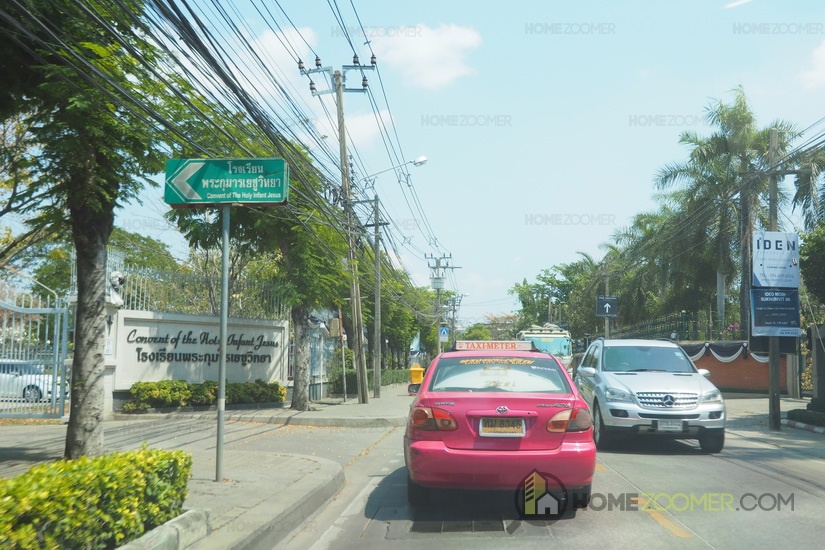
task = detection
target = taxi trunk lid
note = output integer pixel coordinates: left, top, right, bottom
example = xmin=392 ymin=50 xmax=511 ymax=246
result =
xmin=423 ymin=393 xmax=578 ymax=451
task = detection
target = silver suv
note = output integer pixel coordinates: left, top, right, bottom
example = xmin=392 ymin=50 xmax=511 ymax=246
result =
xmin=575 ymin=339 xmax=725 ymax=453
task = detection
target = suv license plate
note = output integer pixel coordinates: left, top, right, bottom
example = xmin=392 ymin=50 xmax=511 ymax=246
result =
xmin=656 ymin=419 xmax=683 ymax=432
xmin=480 ymin=417 xmax=525 ymax=437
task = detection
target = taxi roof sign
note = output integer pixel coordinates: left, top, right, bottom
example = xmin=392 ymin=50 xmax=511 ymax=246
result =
xmin=454 ymin=341 xmax=536 ymax=351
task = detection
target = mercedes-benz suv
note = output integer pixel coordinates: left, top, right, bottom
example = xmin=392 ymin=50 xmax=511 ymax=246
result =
xmin=575 ymin=339 xmax=725 ymax=453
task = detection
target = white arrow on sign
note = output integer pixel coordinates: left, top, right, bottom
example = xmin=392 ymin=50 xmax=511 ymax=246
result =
xmin=170 ymin=161 xmax=204 ymax=200
xmin=603 ymin=303 xmax=611 ymax=313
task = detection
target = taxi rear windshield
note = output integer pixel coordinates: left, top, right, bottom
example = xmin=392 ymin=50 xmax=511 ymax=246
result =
xmin=428 ymin=356 xmax=570 ymax=393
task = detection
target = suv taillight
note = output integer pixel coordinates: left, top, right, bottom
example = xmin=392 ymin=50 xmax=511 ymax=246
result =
xmin=410 ymin=406 xmax=458 ymax=431
xmin=547 ymin=408 xmax=593 ymax=433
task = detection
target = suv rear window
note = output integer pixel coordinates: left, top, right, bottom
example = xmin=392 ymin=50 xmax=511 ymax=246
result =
xmin=428 ymin=356 xmax=571 ymax=393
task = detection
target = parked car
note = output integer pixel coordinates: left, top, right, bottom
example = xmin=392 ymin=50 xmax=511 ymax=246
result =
xmin=404 ymin=340 xmax=596 ymax=513
xmin=0 ymin=360 xmax=64 ymax=403
xmin=575 ymin=338 xmax=725 ymax=453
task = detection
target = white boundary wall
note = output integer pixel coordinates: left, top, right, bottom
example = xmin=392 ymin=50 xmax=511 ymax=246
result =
xmin=103 ymin=308 xmax=289 ymax=417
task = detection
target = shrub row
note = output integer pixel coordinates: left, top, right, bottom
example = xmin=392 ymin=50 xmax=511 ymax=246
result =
xmin=326 ymin=367 xmax=410 ymax=396
xmin=122 ymin=379 xmax=286 ymax=412
xmin=0 ymin=447 xmax=192 ymax=549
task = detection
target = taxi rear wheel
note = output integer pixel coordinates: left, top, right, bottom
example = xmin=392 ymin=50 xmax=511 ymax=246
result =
xmin=407 ymin=474 xmax=429 ymax=506
xmin=570 ymin=484 xmax=591 ymax=509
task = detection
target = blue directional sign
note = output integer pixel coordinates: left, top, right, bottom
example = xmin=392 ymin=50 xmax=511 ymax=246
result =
xmin=596 ymin=295 xmax=618 ymax=318
xmin=165 ymin=158 xmax=289 ymax=208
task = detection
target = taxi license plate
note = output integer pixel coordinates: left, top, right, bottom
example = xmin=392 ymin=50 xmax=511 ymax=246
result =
xmin=480 ymin=417 xmax=525 ymax=437
xmin=656 ymin=419 xmax=683 ymax=432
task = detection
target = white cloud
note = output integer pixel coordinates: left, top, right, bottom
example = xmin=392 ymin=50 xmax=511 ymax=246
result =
xmin=373 ymin=24 xmax=482 ymax=90
xmin=800 ymin=39 xmax=825 ymax=90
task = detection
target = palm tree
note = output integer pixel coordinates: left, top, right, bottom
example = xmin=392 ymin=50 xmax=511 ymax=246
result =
xmin=657 ymin=87 xmax=799 ymax=334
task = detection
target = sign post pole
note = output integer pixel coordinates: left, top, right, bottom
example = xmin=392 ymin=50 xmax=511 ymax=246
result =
xmin=164 ymin=157 xmax=289 ymax=482
xmin=216 ymin=205 xmax=230 ymax=482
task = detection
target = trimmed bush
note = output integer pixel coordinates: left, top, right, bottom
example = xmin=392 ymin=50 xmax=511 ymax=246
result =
xmin=328 ymin=367 xmax=412 ymax=396
xmin=125 ymin=380 xmax=192 ymax=410
xmin=189 ymin=380 xmax=219 ymax=407
xmin=121 ymin=379 xmax=286 ymax=411
xmin=0 ymin=447 xmax=191 ymax=549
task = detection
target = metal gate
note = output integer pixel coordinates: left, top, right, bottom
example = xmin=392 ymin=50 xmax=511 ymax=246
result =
xmin=0 ymin=276 xmax=69 ymax=418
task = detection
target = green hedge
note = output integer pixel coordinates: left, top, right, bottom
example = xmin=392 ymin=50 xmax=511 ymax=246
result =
xmin=0 ymin=447 xmax=192 ymax=549
xmin=327 ymin=367 xmax=411 ymax=395
xmin=122 ymin=379 xmax=286 ymax=412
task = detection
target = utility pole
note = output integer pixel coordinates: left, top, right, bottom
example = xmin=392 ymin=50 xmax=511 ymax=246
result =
xmin=742 ymin=128 xmax=809 ymax=430
xmin=338 ymin=305 xmax=347 ymax=403
xmin=426 ymin=254 xmax=460 ymax=353
xmin=300 ymin=55 xmax=375 ymax=404
xmin=449 ymin=294 xmax=467 ymax=343
xmin=604 ymin=262 xmax=610 ymax=339
xmin=768 ymin=128 xmax=780 ymax=431
xmin=363 ymin=195 xmax=387 ymax=398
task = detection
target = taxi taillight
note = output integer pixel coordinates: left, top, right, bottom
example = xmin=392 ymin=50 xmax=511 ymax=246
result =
xmin=410 ymin=406 xmax=458 ymax=431
xmin=546 ymin=408 xmax=593 ymax=433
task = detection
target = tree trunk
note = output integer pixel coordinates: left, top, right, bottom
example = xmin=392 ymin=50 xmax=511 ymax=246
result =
xmin=291 ymin=304 xmax=310 ymax=411
xmin=64 ymin=201 xmax=113 ymax=459
xmin=739 ymin=183 xmax=751 ymax=338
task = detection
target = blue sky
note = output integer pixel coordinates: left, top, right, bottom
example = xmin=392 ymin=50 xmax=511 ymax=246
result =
xmin=120 ymin=0 xmax=825 ymax=326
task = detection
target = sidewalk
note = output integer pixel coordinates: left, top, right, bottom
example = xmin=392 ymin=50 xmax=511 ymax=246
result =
xmin=121 ymin=386 xmax=415 ymax=549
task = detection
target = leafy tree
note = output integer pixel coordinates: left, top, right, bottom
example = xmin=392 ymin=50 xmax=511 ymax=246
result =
xmin=484 ymin=313 xmax=519 ymax=340
xmin=463 ymin=323 xmax=492 ymax=341
xmin=1 ymin=0 xmax=199 ymax=458
xmin=801 ymin=223 xmax=825 ymax=305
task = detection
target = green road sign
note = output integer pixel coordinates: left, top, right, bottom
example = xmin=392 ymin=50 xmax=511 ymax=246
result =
xmin=164 ymin=158 xmax=289 ymax=207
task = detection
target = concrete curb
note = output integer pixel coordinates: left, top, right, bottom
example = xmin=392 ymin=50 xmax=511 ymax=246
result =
xmin=233 ymin=455 xmax=346 ymax=550
xmin=114 ymin=412 xmax=408 ymax=428
xmin=781 ymin=418 xmax=825 ymax=434
xmin=119 ymin=509 xmax=211 ymax=549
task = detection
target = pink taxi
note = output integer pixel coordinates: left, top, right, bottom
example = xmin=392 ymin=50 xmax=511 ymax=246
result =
xmin=404 ymin=341 xmax=596 ymax=510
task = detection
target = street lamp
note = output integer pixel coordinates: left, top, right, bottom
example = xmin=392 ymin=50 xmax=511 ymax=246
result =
xmin=360 ymin=156 xmax=427 ymax=190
